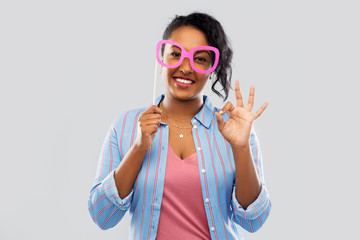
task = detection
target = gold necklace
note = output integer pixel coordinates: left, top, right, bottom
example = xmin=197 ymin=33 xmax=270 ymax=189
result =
xmin=164 ymin=116 xmax=193 ymax=129
xmin=161 ymin=108 xmax=189 ymax=123
xmin=168 ymin=121 xmax=193 ymax=139
xmin=159 ymin=102 xmax=193 ymax=138
xmin=160 ymin=103 xmax=193 ymax=125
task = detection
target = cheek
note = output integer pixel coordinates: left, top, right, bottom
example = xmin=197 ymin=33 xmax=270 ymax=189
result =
xmin=161 ymin=68 xmax=169 ymax=81
xmin=196 ymin=74 xmax=210 ymax=83
xmin=161 ymin=69 xmax=172 ymax=85
xmin=162 ymin=68 xmax=175 ymax=81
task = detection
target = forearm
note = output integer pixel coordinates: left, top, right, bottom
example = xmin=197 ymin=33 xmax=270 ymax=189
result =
xmin=232 ymin=144 xmax=261 ymax=210
xmin=114 ymin=142 xmax=148 ymax=199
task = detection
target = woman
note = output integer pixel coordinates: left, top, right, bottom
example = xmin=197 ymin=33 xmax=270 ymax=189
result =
xmin=88 ymin=12 xmax=271 ymax=240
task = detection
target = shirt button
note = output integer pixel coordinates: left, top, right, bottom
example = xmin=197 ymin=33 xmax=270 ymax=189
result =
xmin=210 ymin=227 xmax=215 ymax=231
xmin=201 ymin=169 xmax=206 ymax=173
xmin=197 ymin=147 xmax=201 ymax=151
xmin=205 ymin=198 xmax=209 ymax=202
xmin=193 ymin=125 xmax=197 ymax=129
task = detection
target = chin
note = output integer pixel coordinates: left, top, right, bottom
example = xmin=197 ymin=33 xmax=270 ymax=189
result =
xmin=171 ymin=89 xmax=202 ymax=102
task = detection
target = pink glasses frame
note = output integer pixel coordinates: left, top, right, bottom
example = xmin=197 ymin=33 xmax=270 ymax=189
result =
xmin=156 ymin=40 xmax=220 ymax=74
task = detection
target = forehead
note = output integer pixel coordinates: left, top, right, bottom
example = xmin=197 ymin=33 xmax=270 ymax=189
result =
xmin=168 ymin=26 xmax=209 ymax=51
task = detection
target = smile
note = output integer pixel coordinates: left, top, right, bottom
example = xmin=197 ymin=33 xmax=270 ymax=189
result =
xmin=173 ymin=77 xmax=195 ymax=88
xmin=175 ymin=78 xmax=193 ymax=84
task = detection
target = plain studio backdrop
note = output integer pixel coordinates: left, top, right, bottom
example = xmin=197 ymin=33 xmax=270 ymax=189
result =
xmin=1 ymin=0 xmax=359 ymax=239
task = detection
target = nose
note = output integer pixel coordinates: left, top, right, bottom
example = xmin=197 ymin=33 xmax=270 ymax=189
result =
xmin=179 ymin=57 xmax=193 ymax=74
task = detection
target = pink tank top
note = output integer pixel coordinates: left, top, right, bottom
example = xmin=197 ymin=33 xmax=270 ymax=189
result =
xmin=156 ymin=145 xmax=211 ymax=240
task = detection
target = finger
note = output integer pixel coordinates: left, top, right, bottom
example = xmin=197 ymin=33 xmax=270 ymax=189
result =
xmin=142 ymin=114 xmax=162 ymax=121
xmin=253 ymin=102 xmax=268 ymax=119
xmin=139 ymin=114 xmax=161 ymax=125
xmin=153 ymin=105 xmax=162 ymax=114
xmin=143 ymin=119 xmax=161 ymax=126
xmin=142 ymin=123 xmax=161 ymax=134
xmin=215 ymin=111 xmax=225 ymax=132
xmin=139 ymin=112 xmax=161 ymax=123
xmin=234 ymin=80 xmax=244 ymax=107
xmin=245 ymin=85 xmax=255 ymax=112
xmin=143 ymin=124 xmax=159 ymax=135
xmin=145 ymin=105 xmax=162 ymax=114
xmin=219 ymin=101 xmax=235 ymax=115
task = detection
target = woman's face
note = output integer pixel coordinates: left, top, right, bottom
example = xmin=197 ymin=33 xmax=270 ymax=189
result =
xmin=161 ymin=26 xmax=212 ymax=102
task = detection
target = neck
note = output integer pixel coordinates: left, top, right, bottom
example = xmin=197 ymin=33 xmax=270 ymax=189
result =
xmin=160 ymin=92 xmax=204 ymax=121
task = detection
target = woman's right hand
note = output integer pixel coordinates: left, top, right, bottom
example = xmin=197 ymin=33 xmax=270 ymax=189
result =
xmin=134 ymin=105 xmax=162 ymax=151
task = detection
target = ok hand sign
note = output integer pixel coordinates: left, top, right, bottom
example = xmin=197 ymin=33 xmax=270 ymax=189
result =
xmin=215 ymin=80 xmax=268 ymax=148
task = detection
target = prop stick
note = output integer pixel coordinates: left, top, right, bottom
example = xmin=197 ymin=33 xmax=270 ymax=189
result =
xmin=153 ymin=59 xmax=158 ymax=105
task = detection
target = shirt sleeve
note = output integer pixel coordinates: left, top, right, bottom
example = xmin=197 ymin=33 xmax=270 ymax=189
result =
xmin=88 ymin=113 xmax=134 ymax=230
xmin=230 ymin=127 xmax=272 ymax=233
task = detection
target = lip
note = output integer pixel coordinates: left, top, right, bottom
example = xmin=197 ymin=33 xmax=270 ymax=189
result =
xmin=173 ymin=77 xmax=195 ymax=89
xmin=173 ymin=75 xmax=196 ymax=82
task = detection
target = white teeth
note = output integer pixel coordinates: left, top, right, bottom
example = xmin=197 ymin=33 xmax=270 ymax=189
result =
xmin=175 ymin=78 xmax=193 ymax=84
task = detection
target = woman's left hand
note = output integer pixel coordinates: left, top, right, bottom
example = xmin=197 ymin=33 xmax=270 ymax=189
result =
xmin=215 ymin=80 xmax=268 ymax=148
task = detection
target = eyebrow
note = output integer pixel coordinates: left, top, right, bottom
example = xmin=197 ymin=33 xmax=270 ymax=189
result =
xmin=194 ymin=50 xmax=211 ymax=56
xmin=170 ymin=45 xmax=181 ymax=50
xmin=170 ymin=45 xmax=211 ymax=56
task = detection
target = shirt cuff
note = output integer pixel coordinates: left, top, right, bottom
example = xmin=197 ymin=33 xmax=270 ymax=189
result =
xmin=101 ymin=169 xmax=133 ymax=210
xmin=231 ymin=184 xmax=270 ymax=220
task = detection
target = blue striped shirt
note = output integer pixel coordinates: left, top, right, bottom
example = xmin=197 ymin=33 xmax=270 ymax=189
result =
xmin=88 ymin=94 xmax=272 ymax=240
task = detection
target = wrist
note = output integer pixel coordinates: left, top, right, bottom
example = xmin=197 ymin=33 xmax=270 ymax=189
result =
xmin=133 ymin=139 xmax=150 ymax=153
xmin=230 ymin=143 xmax=250 ymax=151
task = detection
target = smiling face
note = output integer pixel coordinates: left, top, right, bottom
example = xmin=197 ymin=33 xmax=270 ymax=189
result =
xmin=161 ymin=26 xmax=212 ymax=102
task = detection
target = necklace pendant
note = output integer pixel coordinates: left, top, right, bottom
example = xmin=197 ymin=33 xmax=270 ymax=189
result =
xmin=179 ymin=134 xmax=184 ymax=138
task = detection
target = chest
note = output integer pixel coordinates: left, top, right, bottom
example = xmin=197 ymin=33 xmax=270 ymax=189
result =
xmin=164 ymin=120 xmax=196 ymax=160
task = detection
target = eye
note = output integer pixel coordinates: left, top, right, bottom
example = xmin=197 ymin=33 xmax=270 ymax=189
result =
xmin=170 ymin=52 xmax=181 ymax=57
xmin=195 ymin=57 xmax=207 ymax=62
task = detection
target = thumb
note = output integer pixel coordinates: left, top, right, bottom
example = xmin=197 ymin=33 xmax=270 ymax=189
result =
xmin=215 ymin=111 xmax=225 ymax=132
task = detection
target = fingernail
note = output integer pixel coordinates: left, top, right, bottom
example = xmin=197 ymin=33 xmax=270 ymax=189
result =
xmin=219 ymin=110 xmax=223 ymax=114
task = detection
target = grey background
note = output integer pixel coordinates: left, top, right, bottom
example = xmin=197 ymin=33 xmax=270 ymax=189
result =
xmin=1 ymin=0 xmax=359 ymax=239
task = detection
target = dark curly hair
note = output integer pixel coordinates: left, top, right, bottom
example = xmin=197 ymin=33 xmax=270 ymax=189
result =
xmin=162 ymin=12 xmax=233 ymax=101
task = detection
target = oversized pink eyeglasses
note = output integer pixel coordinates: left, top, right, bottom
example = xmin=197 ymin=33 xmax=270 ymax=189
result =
xmin=156 ymin=40 xmax=220 ymax=74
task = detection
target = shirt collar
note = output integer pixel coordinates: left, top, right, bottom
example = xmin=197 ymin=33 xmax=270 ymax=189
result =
xmin=154 ymin=94 xmax=214 ymax=129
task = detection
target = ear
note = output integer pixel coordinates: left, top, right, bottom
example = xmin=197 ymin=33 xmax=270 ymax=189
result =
xmin=209 ymin=72 xmax=214 ymax=80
